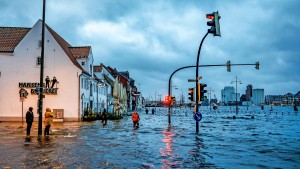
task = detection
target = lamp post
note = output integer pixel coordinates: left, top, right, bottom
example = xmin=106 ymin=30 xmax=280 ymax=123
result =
xmin=231 ymin=76 xmax=242 ymax=114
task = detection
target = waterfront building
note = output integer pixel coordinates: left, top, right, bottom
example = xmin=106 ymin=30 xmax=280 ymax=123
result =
xmin=221 ymin=86 xmax=239 ymax=105
xmin=265 ymin=95 xmax=282 ymax=105
xmin=0 ymin=20 xmax=105 ymax=121
xmin=93 ymin=63 xmax=115 ymax=113
xmin=252 ymin=89 xmax=264 ymax=105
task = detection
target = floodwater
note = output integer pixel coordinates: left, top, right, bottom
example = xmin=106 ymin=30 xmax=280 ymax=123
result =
xmin=0 ymin=106 xmax=299 ymax=168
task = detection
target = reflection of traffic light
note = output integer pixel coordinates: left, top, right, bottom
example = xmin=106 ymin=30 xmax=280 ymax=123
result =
xmin=164 ymin=96 xmax=171 ymax=106
xmin=198 ymin=83 xmax=207 ymax=101
xmin=227 ymin=60 xmax=231 ymax=72
xmin=206 ymin=11 xmax=221 ymax=36
xmin=188 ymin=88 xmax=194 ymax=101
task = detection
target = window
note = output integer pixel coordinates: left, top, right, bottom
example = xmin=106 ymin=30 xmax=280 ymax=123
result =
xmin=38 ymin=40 xmax=42 ymax=47
xmin=81 ymin=61 xmax=85 ymax=66
xmin=36 ymin=57 xmax=41 ymax=66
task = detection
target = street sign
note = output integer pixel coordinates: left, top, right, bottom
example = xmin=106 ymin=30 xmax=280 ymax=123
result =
xmin=194 ymin=112 xmax=202 ymax=122
xmin=188 ymin=79 xmax=196 ymax=82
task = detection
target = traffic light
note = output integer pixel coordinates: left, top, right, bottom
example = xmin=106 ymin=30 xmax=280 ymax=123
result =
xmin=199 ymin=83 xmax=207 ymax=101
xmin=188 ymin=88 xmax=194 ymax=101
xmin=164 ymin=96 xmax=171 ymax=106
xmin=227 ymin=60 xmax=231 ymax=72
xmin=255 ymin=61 xmax=260 ymax=70
xmin=171 ymin=97 xmax=176 ymax=105
xmin=206 ymin=11 xmax=221 ymax=36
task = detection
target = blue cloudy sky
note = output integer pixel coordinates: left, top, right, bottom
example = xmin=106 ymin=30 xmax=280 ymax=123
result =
xmin=1 ymin=0 xmax=299 ymax=101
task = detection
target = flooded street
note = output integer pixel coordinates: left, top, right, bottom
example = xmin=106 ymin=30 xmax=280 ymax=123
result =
xmin=0 ymin=106 xmax=299 ymax=168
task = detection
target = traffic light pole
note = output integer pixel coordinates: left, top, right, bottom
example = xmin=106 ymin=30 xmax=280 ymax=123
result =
xmin=195 ymin=32 xmax=209 ymax=133
xmin=38 ymin=0 xmax=46 ymax=138
xmin=167 ymin=62 xmax=259 ymax=127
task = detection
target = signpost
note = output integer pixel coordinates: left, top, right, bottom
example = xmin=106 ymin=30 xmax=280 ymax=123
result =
xmin=19 ymin=88 xmax=28 ymax=126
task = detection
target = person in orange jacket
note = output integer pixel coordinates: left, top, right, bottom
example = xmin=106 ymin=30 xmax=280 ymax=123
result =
xmin=44 ymin=108 xmax=54 ymax=136
xmin=132 ymin=111 xmax=140 ymax=128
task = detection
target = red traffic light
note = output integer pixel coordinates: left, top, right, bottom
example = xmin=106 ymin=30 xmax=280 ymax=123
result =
xmin=164 ymin=96 xmax=171 ymax=106
xmin=206 ymin=14 xmax=214 ymax=20
xmin=206 ymin=11 xmax=221 ymax=37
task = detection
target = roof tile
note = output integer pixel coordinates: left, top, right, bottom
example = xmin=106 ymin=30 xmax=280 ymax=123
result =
xmin=0 ymin=27 xmax=30 ymax=52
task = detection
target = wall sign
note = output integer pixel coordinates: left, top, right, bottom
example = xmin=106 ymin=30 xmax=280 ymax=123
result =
xmin=18 ymin=76 xmax=59 ymax=95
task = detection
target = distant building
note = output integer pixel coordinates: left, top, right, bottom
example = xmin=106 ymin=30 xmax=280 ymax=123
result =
xmin=246 ymin=84 xmax=253 ymax=101
xmin=221 ymin=86 xmax=240 ymax=105
xmin=265 ymin=95 xmax=282 ymax=105
xmin=252 ymin=89 xmax=264 ymax=105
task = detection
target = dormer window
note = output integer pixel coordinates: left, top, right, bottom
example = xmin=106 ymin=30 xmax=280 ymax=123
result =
xmin=81 ymin=61 xmax=85 ymax=66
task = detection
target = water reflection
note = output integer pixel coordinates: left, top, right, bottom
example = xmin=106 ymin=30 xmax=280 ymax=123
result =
xmin=160 ymin=126 xmax=181 ymax=168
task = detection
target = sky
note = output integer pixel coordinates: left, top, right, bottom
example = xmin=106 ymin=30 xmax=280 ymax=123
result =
xmin=1 ymin=0 xmax=299 ymax=101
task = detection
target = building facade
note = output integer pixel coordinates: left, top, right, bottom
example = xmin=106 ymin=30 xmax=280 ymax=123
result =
xmin=0 ymin=20 xmax=108 ymax=121
xmin=252 ymin=89 xmax=264 ymax=105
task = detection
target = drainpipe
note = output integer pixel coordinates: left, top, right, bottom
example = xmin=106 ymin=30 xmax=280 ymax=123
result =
xmin=78 ymin=73 xmax=83 ymax=122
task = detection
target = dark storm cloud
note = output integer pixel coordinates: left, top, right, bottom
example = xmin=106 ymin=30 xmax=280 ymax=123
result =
xmin=1 ymin=0 xmax=299 ymax=99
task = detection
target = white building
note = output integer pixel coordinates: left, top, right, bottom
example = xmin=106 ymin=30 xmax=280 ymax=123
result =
xmin=0 ymin=20 xmax=107 ymax=121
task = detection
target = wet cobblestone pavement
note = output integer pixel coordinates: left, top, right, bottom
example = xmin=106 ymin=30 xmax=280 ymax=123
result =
xmin=0 ymin=106 xmax=299 ymax=168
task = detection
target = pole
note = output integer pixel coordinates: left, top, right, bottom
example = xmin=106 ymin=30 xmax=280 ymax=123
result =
xmin=155 ymin=91 xmax=157 ymax=111
xmin=38 ymin=0 xmax=46 ymax=138
xmin=195 ymin=32 xmax=209 ymax=133
xmin=22 ymin=101 xmax=24 ymax=126
xmin=231 ymin=76 xmax=241 ymax=114
xmin=236 ymin=76 xmax=238 ymax=114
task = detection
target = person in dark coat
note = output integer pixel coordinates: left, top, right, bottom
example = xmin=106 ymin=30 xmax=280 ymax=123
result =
xmin=26 ymin=107 xmax=34 ymax=137
xmin=101 ymin=108 xmax=108 ymax=125
xmin=145 ymin=108 xmax=149 ymax=114
xmin=51 ymin=76 xmax=58 ymax=88
xmin=45 ymin=76 xmax=50 ymax=88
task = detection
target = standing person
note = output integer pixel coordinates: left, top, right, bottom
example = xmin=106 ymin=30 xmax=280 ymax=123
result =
xmin=51 ymin=76 xmax=58 ymax=88
xmin=44 ymin=108 xmax=54 ymax=136
xmin=101 ymin=108 xmax=108 ymax=125
xmin=145 ymin=108 xmax=149 ymax=114
xmin=45 ymin=76 xmax=50 ymax=88
xmin=152 ymin=108 xmax=155 ymax=114
xmin=132 ymin=111 xmax=140 ymax=128
xmin=26 ymin=107 xmax=34 ymax=137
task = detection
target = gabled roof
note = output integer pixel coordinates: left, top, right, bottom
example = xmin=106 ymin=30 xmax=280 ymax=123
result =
xmin=69 ymin=46 xmax=91 ymax=59
xmin=45 ymin=23 xmax=84 ymax=71
xmin=93 ymin=65 xmax=103 ymax=72
xmin=0 ymin=21 xmax=86 ymax=72
xmin=0 ymin=27 xmax=30 ymax=52
xmin=107 ymin=66 xmax=119 ymax=77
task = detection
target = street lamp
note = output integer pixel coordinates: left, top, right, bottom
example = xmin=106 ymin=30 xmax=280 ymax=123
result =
xmin=230 ymin=76 xmax=242 ymax=114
